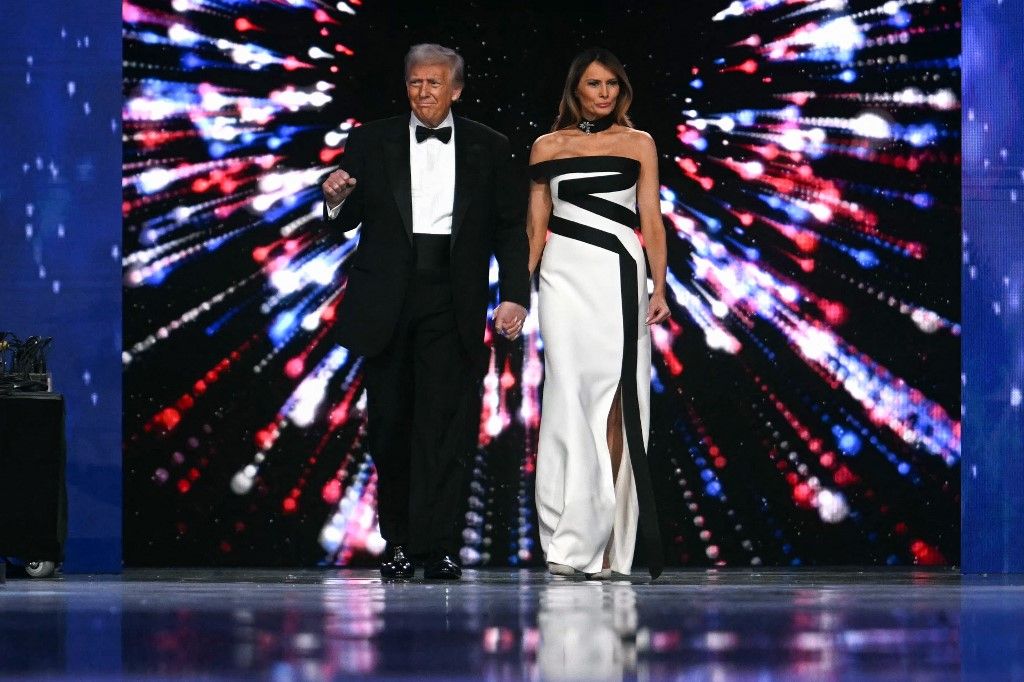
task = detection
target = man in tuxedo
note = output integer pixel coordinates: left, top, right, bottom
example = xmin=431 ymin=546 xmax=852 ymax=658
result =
xmin=321 ymin=44 xmax=529 ymax=580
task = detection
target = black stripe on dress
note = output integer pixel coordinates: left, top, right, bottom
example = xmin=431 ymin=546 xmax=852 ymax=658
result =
xmin=529 ymin=154 xmax=640 ymax=182
xmin=558 ymin=174 xmax=639 ymax=227
xmin=548 ymin=213 xmax=664 ymax=580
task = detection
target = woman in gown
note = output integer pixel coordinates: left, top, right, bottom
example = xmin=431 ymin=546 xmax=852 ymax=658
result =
xmin=528 ymin=48 xmax=670 ymax=579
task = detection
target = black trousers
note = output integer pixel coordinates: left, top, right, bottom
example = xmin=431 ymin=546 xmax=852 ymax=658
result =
xmin=363 ymin=270 xmax=479 ymax=557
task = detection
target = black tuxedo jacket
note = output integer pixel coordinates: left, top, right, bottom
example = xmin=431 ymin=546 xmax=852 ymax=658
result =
xmin=324 ymin=115 xmax=529 ymax=372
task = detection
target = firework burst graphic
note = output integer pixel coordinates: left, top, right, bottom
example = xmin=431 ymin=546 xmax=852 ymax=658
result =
xmin=123 ymin=0 xmax=960 ymax=568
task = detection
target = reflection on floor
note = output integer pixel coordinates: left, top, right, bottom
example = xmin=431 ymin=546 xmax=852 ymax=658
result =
xmin=1 ymin=568 xmax=1022 ymax=680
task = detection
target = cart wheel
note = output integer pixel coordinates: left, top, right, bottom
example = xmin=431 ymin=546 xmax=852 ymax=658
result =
xmin=25 ymin=560 xmax=56 ymax=578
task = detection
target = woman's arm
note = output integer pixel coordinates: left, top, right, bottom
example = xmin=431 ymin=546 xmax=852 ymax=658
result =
xmin=527 ymin=139 xmax=554 ymax=276
xmin=634 ymin=132 xmax=671 ymax=324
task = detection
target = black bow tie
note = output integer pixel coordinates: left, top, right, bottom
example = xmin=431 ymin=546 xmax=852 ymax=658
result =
xmin=415 ymin=125 xmax=452 ymax=144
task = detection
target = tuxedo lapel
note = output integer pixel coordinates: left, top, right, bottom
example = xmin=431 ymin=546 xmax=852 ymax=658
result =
xmin=451 ymin=117 xmax=481 ymax=250
xmin=383 ymin=120 xmax=414 ymax=245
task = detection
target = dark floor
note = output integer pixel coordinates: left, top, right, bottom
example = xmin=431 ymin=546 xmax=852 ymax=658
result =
xmin=1 ymin=567 xmax=1022 ymax=680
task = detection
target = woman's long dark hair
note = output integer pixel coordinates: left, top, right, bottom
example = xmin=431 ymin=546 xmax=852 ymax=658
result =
xmin=551 ymin=48 xmax=634 ymax=132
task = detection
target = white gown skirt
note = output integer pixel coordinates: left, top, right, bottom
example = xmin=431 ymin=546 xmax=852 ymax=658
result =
xmin=534 ymin=181 xmax=652 ymax=576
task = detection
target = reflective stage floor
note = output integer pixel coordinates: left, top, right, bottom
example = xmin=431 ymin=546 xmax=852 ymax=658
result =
xmin=1 ymin=568 xmax=1022 ymax=680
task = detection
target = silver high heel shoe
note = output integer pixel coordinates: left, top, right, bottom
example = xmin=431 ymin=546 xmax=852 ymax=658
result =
xmin=547 ymin=562 xmax=577 ymax=576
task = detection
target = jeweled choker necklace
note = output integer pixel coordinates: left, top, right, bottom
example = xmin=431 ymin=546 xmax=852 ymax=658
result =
xmin=577 ymin=114 xmax=614 ymax=135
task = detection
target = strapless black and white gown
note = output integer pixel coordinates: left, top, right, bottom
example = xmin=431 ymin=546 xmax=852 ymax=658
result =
xmin=529 ymin=155 xmax=662 ymax=578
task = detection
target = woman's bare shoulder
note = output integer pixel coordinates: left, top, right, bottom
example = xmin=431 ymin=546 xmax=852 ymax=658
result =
xmin=530 ymin=130 xmax=569 ymax=163
xmin=616 ymin=127 xmax=656 ymax=163
xmin=622 ymin=127 xmax=655 ymax=146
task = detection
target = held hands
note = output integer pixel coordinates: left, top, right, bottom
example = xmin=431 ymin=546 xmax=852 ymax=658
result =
xmin=493 ymin=302 xmax=528 ymax=341
xmin=322 ymin=168 xmax=358 ymax=207
xmin=646 ymin=291 xmax=671 ymax=325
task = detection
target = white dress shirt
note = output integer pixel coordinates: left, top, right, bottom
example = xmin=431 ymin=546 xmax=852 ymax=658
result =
xmin=326 ymin=111 xmax=456 ymax=235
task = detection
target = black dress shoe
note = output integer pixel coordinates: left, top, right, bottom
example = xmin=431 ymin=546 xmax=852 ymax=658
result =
xmin=380 ymin=544 xmax=414 ymax=580
xmin=423 ymin=552 xmax=462 ymax=580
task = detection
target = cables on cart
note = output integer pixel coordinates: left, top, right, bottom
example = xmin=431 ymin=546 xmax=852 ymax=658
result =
xmin=0 ymin=332 xmax=53 ymax=395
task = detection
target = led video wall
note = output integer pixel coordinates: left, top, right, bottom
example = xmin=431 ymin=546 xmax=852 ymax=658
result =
xmin=123 ymin=0 xmax=961 ymax=567
xmin=1 ymin=0 xmax=121 ymax=572
xmin=961 ymin=0 xmax=1024 ymax=573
